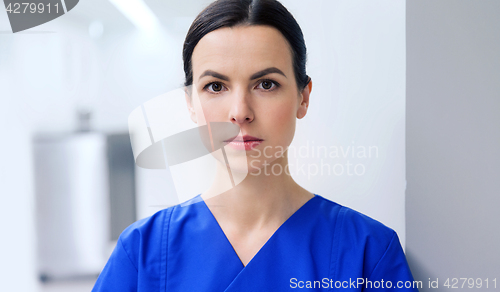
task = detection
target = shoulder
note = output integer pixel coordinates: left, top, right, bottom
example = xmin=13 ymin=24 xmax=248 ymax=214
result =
xmin=121 ymin=205 xmax=175 ymax=240
xmin=93 ymin=205 xmax=178 ymax=290
xmin=336 ymin=204 xmax=399 ymax=269
xmin=339 ymin=203 xmax=396 ymax=245
xmin=117 ymin=205 xmax=176 ymax=269
xmin=316 ymin=195 xmax=400 ymax=272
xmin=117 ymin=195 xmax=203 ymax=266
xmin=316 ymin=196 xmax=416 ymax=287
xmin=316 ymin=196 xmax=407 ymax=279
xmin=315 ymin=195 xmax=396 ymax=244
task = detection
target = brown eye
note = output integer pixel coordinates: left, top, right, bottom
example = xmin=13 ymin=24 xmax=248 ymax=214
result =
xmin=211 ymin=83 xmax=222 ymax=92
xmin=257 ymin=80 xmax=278 ymax=91
xmin=262 ymin=81 xmax=272 ymax=90
xmin=205 ymin=82 xmax=226 ymax=93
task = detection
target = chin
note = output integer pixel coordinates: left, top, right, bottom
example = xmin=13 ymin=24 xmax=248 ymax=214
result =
xmin=221 ymin=157 xmax=263 ymax=175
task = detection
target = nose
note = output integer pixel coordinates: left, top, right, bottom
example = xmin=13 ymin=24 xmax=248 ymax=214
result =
xmin=228 ymin=89 xmax=254 ymax=124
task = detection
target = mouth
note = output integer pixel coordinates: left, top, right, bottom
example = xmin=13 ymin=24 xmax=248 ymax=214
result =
xmin=223 ymin=135 xmax=264 ymax=151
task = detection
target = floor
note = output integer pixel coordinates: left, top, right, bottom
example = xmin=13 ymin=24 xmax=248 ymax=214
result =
xmin=40 ymin=279 xmax=97 ymax=292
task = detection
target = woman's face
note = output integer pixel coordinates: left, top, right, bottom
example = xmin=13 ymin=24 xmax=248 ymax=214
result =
xmin=186 ymin=25 xmax=311 ymax=174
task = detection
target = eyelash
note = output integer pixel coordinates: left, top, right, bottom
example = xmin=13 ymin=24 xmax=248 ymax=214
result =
xmin=203 ymin=79 xmax=280 ymax=94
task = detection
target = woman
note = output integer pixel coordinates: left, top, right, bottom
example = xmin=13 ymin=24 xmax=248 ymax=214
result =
xmin=93 ymin=0 xmax=418 ymax=291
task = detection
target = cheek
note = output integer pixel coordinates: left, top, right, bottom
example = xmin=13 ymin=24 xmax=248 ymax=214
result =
xmin=264 ymin=100 xmax=297 ymax=137
xmin=276 ymin=103 xmax=296 ymax=121
xmin=201 ymin=104 xmax=227 ymax=124
xmin=194 ymin=98 xmax=225 ymax=124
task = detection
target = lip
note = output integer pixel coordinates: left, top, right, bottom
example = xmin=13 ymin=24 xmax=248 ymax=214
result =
xmin=224 ymin=135 xmax=264 ymax=151
xmin=224 ymin=135 xmax=263 ymax=142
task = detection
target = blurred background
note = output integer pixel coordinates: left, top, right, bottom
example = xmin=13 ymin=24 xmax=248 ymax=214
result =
xmin=1 ymin=1 xmax=200 ymax=291
xmin=0 ymin=0 xmax=498 ymax=291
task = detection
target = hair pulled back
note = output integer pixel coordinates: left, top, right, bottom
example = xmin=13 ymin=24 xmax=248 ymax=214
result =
xmin=183 ymin=0 xmax=310 ymax=90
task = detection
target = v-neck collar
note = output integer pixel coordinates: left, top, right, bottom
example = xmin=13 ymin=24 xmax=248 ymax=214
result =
xmin=198 ymin=194 xmax=319 ymax=268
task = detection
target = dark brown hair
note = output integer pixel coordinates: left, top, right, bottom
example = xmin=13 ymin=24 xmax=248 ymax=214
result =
xmin=183 ymin=0 xmax=310 ymax=90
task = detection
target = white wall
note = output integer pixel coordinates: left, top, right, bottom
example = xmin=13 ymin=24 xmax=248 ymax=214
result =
xmin=0 ymin=1 xmax=186 ymax=290
xmin=406 ymin=0 xmax=500 ymax=289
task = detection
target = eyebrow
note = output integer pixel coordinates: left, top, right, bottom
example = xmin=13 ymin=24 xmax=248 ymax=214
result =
xmin=198 ymin=67 xmax=287 ymax=82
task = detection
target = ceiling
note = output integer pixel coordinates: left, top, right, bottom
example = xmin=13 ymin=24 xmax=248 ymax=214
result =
xmin=65 ymin=0 xmax=213 ymax=33
xmin=0 ymin=0 xmax=215 ymax=34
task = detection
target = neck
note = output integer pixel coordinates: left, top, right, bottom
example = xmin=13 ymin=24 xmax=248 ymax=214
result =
xmin=202 ymin=152 xmax=314 ymax=229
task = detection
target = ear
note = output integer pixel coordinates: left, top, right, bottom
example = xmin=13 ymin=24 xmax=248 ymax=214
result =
xmin=297 ymin=78 xmax=312 ymax=119
xmin=184 ymin=87 xmax=198 ymax=124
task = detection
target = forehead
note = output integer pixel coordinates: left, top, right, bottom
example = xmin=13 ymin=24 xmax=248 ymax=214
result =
xmin=191 ymin=25 xmax=293 ymax=79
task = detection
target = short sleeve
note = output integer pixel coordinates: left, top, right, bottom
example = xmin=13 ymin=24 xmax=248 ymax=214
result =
xmin=364 ymin=231 xmax=419 ymax=291
xmin=91 ymin=237 xmax=138 ymax=292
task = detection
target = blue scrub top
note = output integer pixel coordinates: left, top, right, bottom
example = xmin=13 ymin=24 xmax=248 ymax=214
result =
xmin=92 ymin=194 xmax=419 ymax=291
